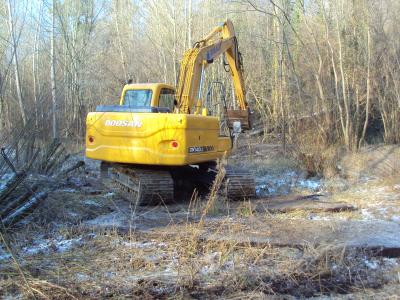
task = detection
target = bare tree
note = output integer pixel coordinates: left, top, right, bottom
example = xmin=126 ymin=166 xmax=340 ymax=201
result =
xmin=0 ymin=0 xmax=399 ymax=150
xmin=31 ymin=0 xmax=43 ymax=129
xmin=6 ymin=0 xmax=26 ymax=126
xmin=51 ymin=0 xmax=57 ymax=139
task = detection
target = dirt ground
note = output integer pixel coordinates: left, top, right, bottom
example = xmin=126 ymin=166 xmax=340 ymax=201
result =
xmin=1 ymin=141 xmax=400 ymax=299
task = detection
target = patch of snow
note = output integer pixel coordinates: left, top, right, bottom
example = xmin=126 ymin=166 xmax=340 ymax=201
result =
xmin=68 ymin=212 xmax=80 ymax=218
xmin=157 ymin=242 xmax=168 ymax=249
xmin=0 ymin=173 xmax=14 ymax=191
xmin=200 ymin=265 xmax=214 ymax=275
xmin=22 ymin=236 xmax=83 ymax=256
xmin=359 ymin=175 xmax=377 ymax=182
xmin=0 ymin=246 xmax=12 ymax=261
xmin=199 ymin=252 xmax=221 ymax=275
xmin=364 ymin=258 xmax=378 ymax=269
xmin=60 ymin=188 xmax=77 ymax=193
xmin=1 ymin=293 xmax=24 ymax=300
xmin=103 ymin=192 xmax=115 ymax=197
xmin=151 ymin=286 xmax=174 ymax=295
xmin=374 ymin=187 xmax=388 ymax=193
xmin=57 ymin=238 xmax=82 ymax=252
xmin=76 ymin=273 xmax=91 ymax=282
xmin=87 ymin=233 xmax=97 ymax=239
xmin=255 ymin=171 xmax=322 ymax=196
xmin=309 ymin=215 xmax=331 ymax=221
xmin=298 ymin=179 xmax=321 ymax=191
xmin=391 ymin=216 xmax=400 ymax=223
xmin=120 ymin=240 xmax=167 ymax=249
xmin=377 ymin=207 xmax=388 ymax=214
xmin=163 ymin=267 xmax=174 ymax=274
xmin=68 ymin=177 xmax=84 ymax=187
xmin=256 ymin=184 xmax=269 ymax=195
xmin=122 ymin=241 xmax=156 ymax=248
xmin=86 ymin=212 xmax=124 ymax=227
xmin=105 ymin=271 xmax=116 ymax=278
xmin=127 ymin=267 xmax=178 ymax=282
xmin=0 ymin=253 xmax=12 ymax=261
xmin=382 ymin=257 xmax=398 ymax=266
xmin=22 ymin=240 xmax=50 ymax=255
xmin=221 ymin=260 xmax=234 ymax=271
xmin=361 ymin=208 xmax=375 ymax=220
xmin=83 ymin=199 xmax=101 ymax=207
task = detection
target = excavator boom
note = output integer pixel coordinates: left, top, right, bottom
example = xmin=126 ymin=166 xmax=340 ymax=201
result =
xmin=175 ymin=20 xmax=250 ymax=129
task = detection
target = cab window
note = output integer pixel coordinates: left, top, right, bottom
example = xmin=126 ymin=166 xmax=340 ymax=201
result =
xmin=158 ymin=88 xmax=175 ymax=112
xmin=123 ymin=89 xmax=152 ymax=107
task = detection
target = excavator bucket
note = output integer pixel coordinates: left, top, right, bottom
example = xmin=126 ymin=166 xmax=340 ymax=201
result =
xmin=226 ymin=109 xmax=251 ymax=130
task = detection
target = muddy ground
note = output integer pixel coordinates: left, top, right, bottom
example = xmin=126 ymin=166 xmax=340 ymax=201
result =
xmin=0 ymin=141 xmax=399 ymax=299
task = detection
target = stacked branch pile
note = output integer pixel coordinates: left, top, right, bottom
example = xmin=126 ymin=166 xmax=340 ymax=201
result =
xmin=0 ymin=121 xmax=83 ymax=228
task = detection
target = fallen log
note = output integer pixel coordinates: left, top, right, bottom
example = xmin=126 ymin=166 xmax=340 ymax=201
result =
xmin=2 ymin=192 xmax=48 ymax=227
xmin=61 ymin=160 xmax=85 ymax=176
xmin=39 ymin=140 xmax=61 ymax=173
xmin=45 ymin=147 xmax=65 ymax=175
xmin=0 ymin=185 xmax=38 ymax=218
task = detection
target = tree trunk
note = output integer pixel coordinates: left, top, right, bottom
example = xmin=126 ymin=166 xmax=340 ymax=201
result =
xmin=114 ymin=2 xmax=128 ymax=83
xmin=359 ymin=28 xmax=371 ymax=149
xmin=51 ymin=0 xmax=58 ymax=139
xmin=187 ymin=0 xmax=192 ymax=48
xmin=7 ymin=0 xmax=26 ymax=126
xmin=32 ymin=0 xmax=43 ymax=129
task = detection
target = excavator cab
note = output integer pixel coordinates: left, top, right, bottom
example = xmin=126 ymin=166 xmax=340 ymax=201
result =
xmin=95 ymin=83 xmax=176 ymax=113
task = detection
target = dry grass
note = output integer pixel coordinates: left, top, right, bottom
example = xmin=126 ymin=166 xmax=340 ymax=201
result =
xmin=2 ymin=211 xmax=399 ymax=299
xmin=1 ymin=146 xmax=400 ymax=299
xmin=340 ymin=145 xmax=400 ymax=180
xmin=230 ymin=156 xmax=297 ymax=177
xmin=328 ymin=175 xmax=400 ymax=222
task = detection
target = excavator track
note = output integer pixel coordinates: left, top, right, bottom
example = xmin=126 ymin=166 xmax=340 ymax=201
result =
xmin=100 ymin=162 xmax=255 ymax=205
xmin=223 ymin=166 xmax=256 ymax=200
xmin=106 ymin=164 xmax=174 ymax=206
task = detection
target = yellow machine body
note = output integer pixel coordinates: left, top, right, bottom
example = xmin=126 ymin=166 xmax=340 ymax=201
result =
xmin=86 ymin=83 xmax=231 ymax=166
xmin=86 ymin=19 xmax=249 ymax=167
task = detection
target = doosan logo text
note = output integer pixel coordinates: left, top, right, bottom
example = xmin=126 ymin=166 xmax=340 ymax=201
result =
xmin=105 ymin=120 xmax=142 ymax=128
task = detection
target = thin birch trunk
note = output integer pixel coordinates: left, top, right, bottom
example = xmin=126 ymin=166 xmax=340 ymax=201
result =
xmin=32 ymin=0 xmax=43 ymax=129
xmin=172 ymin=0 xmax=177 ymax=85
xmin=335 ymin=3 xmax=351 ymax=149
xmin=359 ymin=28 xmax=371 ymax=149
xmin=51 ymin=0 xmax=58 ymax=139
xmin=188 ymin=0 xmax=192 ymax=47
xmin=114 ymin=3 xmax=128 ymax=82
xmin=7 ymin=0 xmax=26 ymax=126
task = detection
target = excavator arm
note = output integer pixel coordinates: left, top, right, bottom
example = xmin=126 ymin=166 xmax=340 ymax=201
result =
xmin=175 ymin=19 xmax=251 ymax=129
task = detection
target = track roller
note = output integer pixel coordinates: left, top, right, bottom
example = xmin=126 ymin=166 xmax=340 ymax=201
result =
xmin=109 ymin=165 xmax=174 ymax=206
xmin=223 ymin=165 xmax=256 ymax=200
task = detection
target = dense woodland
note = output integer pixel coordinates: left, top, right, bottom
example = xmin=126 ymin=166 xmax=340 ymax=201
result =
xmin=0 ymin=0 xmax=399 ymax=151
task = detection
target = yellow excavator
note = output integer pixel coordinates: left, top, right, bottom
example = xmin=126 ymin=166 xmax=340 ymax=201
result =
xmin=85 ymin=20 xmax=255 ymax=204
